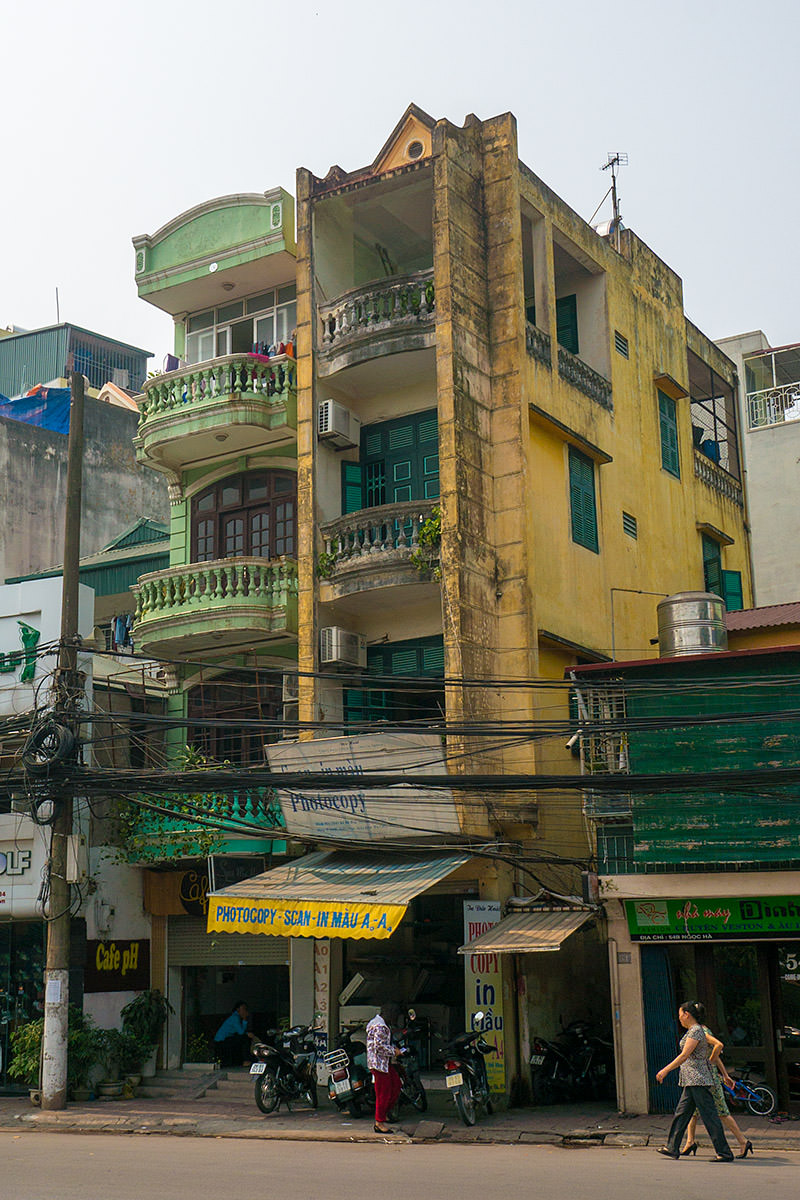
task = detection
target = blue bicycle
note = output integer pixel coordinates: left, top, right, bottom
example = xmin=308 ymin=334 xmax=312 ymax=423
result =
xmin=723 ymin=1069 xmax=777 ymax=1116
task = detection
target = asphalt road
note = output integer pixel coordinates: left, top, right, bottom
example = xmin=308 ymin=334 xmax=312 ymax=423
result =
xmin=1 ymin=1134 xmax=797 ymax=1200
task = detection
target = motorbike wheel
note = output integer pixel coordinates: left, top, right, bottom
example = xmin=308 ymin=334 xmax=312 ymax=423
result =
xmin=404 ymin=1077 xmax=428 ymax=1113
xmin=348 ymin=1097 xmax=364 ymax=1118
xmin=531 ymin=1072 xmax=558 ymax=1106
xmin=254 ymin=1069 xmax=280 ymax=1114
xmin=305 ymin=1079 xmax=318 ymax=1109
xmin=746 ymin=1084 xmax=777 ymax=1116
xmin=455 ymin=1088 xmax=477 ymax=1127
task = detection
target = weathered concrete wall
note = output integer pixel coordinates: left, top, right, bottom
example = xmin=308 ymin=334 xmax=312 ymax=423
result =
xmin=0 ymin=398 xmax=169 ymax=582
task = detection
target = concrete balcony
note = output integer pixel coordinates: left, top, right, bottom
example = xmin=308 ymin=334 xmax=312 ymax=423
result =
xmin=317 ymin=269 xmax=434 ymax=376
xmin=693 ymin=450 xmax=743 ymax=507
xmin=133 ymin=557 xmax=298 ymax=658
xmin=125 ymin=788 xmax=287 ymax=863
xmin=134 ymin=353 xmax=296 ymax=476
xmin=319 ymin=500 xmax=439 ymax=604
xmin=557 ymin=345 xmax=613 ymax=411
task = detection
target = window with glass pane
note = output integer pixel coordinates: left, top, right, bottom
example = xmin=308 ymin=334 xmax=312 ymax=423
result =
xmin=343 ymin=635 xmax=445 ymax=725
xmin=190 ymin=471 xmax=297 ymax=562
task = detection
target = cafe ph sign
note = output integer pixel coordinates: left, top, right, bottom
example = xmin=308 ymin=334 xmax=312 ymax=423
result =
xmin=626 ymin=896 xmax=800 ymax=941
xmin=84 ymin=939 xmax=151 ymax=992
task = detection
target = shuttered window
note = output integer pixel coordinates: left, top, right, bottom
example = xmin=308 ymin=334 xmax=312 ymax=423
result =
xmin=568 ymin=447 xmax=599 ymax=553
xmin=341 ymin=409 xmax=438 ymax=514
xmin=556 ymin=295 xmax=579 ymax=355
xmin=702 ymin=534 xmax=722 ymax=595
xmin=721 ymin=569 xmax=744 ymax=612
xmin=344 ymin=635 xmax=445 ymax=725
xmin=658 ymin=389 xmax=680 ymax=478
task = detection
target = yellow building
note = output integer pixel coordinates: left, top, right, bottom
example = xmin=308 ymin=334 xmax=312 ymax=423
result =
xmin=132 ymin=106 xmax=751 ymax=1097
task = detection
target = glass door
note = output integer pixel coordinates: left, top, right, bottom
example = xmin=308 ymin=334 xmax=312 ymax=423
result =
xmin=775 ymin=944 xmax=800 ymax=1109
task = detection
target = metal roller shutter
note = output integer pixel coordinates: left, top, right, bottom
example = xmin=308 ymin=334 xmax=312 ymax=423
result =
xmin=167 ymin=916 xmax=289 ymax=966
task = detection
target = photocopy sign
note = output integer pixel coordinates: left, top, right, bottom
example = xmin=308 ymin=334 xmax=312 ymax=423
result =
xmin=267 ymin=733 xmax=461 ymax=842
xmin=463 ymin=900 xmax=506 ymax=1094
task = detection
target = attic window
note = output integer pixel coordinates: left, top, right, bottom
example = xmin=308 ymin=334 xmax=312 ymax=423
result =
xmin=407 ymin=140 xmax=424 ymax=160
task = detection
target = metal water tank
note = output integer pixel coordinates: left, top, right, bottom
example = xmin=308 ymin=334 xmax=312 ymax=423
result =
xmin=657 ymin=592 xmax=728 ymax=658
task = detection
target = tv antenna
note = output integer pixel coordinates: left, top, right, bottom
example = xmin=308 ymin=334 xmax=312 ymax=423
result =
xmin=589 ymin=152 xmax=628 ymax=251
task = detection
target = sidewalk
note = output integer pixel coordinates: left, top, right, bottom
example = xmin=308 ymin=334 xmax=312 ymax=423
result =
xmin=1 ymin=1073 xmax=799 ymax=1151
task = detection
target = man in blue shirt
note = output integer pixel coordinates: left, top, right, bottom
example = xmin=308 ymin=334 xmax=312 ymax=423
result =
xmin=214 ymin=1001 xmax=256 ymax=1067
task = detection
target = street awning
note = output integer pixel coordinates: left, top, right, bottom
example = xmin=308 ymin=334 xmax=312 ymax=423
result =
xmin=207 ymin=849 xmax=471 ymax=941
xmin=458 ymin=907 xmax=597 ymax=954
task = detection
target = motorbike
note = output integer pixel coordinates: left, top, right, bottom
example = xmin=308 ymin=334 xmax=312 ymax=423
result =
xmin=443 ymin=1010 xmax=495 ymax=1126
xmin=392 ymin=1010 xmax=427 ymax=1114
xmin=529 ymin=1019 xmax=615 ymax=1105
xmin=251 ymin=1024 xmax=318 ymax=1113
xmin=324 ymin=1027 xmax=374 ymax=1117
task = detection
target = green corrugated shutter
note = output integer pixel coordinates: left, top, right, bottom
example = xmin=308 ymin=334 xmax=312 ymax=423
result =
xmin=568 ymin=447 xmax=599 ymax=553
xmin=556 ymin=295 xmax=579 ymax=355
xmin=658 ymin=390 xmax=680 ymax=478
xmin=341 ymin=461 xmax=363 ymax=514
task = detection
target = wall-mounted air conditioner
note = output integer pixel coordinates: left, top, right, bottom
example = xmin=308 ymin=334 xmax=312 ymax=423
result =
xmin=317 ymin=399 xmax=361 ymax=449
xmin=320 ymin=626 xmax=367 ymax=669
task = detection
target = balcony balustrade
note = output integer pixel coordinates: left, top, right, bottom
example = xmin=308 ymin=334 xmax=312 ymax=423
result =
xmin=747 ymin=382 xmax=800 ymax=429
xmin=693 ymin=450 xmax=743 ymax=506
xmin=135 ymin=353 xmax=296 ymax=471
xmin=133 ymin=558 xmax=298 ymax=654
xmin=557 ymin=345 xmax=613 ymax=411
xmin=525 ymin=322 xmax=552 ymax=367
xmin=318 ymin=270 xmax=434 ymax=370
xmin=126 ymin=788 xmax=286 ymax=862
xmin=320 ymin=500 xmax=439 ymax=586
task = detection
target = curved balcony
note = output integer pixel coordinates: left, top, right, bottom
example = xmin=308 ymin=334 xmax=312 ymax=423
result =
xmin=133 ymin=557 xmax=298 ymax=658
xmin=125 ymin=788 xmax=287 ymax=863
xmin=317 ymin=269 xmax=435 ymax=376
xmin=134 ymin=353 xmax=296 ymax=476
xmin=319 ymin=500 xmax=439 ymax=602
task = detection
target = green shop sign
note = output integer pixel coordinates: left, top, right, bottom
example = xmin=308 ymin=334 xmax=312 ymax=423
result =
xmin=626 ymin=896 xmax=800 ymax=942
xmin=0 ymin=621 xmax=40 ymax=683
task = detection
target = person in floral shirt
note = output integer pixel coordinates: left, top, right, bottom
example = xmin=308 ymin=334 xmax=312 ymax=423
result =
xmin=366 ymin=1005 xmax=401 ymax=1133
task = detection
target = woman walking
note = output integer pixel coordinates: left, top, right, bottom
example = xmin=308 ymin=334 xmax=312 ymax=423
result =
xmin=366 ymin=1004 xmax=401 ymax=1134
xmin=681 ymin=1013 xmax=753 ymax=1159
xmin=655 ymin=1000 xmax=735 ymax=1162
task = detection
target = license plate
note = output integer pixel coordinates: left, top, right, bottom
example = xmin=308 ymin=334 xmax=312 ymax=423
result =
xmin=446 ymin=1072 xmax=464 ymax=1089
xmin=333 ymin=1078 xmax=351 ymax=1095
xmin=250 ymin=1062 xmax=267 ymax=1075
xmin=530 ymin=1054 xmax=545 ymax=1066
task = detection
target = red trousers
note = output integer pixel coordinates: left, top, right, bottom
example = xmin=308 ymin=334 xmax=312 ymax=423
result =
xmin=372 ymin=1064 xmax=402 ymax=1124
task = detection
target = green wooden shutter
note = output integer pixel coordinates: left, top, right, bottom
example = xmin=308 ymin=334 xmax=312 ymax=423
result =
xmin=556 ymin=295 xmax=579 ymax=355
xmin=658 ymin=390 xmax=680 ymax=478
xmin=341 ymin=461 xmax=363 ymax=514
xmin=721 ymin=569 xmax=744 ymax=612
xmin=702 ymin=534 xmax=722 ymax=595
xmin=568 ymin=447 xmax=599 ymax=553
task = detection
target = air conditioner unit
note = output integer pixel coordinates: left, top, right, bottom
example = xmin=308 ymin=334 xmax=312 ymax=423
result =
xmin=317 ymin=399 xmax=361 ymax=449
xmin=320 ymin=626 xmax=367 ymax=669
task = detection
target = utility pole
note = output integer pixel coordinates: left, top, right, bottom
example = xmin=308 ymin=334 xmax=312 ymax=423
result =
xmin=40 ymin=371 xmax=84 ymax=1110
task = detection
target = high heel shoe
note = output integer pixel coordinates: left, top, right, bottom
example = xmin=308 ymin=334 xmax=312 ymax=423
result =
xmin=374 ymin=1123 xmax=394 ymax=1134
xmin=680 ymin=1143 xmax=698 ymax=1156
xmin=656 ymin=1147 xmax=679 ymax=1159
xmin=737 ymin=1140 xmax=754 ymax=1159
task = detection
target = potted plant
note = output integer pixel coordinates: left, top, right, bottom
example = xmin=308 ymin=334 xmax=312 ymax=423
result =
xmin=117 ymin=1030 xmax=149 ymax=1088
xmin=120 ymin=989 xmax=173 ymax=1073
xmin=8 ymin=1006 xmax=103 ymax=1103
xmin=96 ymin=1028 xmax=132 ymax=1096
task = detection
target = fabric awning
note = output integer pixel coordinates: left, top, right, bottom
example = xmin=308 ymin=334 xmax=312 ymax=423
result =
xmin=459 ymin=907 xmax=596 ymax=955
xmin=207 ymin=849 xmax=470 ymax=941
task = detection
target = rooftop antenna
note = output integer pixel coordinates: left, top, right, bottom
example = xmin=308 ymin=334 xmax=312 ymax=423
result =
xmin=601 ymin=152 xmax=628 ymax=251
xmin=55 ymin=286 xmax=60 ymax=324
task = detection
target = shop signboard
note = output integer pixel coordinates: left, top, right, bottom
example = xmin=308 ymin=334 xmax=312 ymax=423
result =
xmin=463 ymin=900 xmax=505 ymax=1094
xmin=84 ymin=939 xmax=151 ymax=992
xmin=0 ymin=579 xmax=93 ymax=717
xmin=0 ymin=814 xmax=48 ymax=920
xmin=267 ymin=733 xmax=461 ymax=842
xmin=626 ymin=896 xmax=800 ymax=942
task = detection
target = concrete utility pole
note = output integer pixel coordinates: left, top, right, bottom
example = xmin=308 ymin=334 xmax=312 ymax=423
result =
xmin=41 ymin=371 xmax=84 ymax=1110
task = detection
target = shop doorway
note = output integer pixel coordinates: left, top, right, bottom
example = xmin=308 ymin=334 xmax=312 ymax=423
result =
xmin=0 ymin=922 xmax=45 ymax=1090
xmin=182 ymin=964 xmax=289 ymax=1062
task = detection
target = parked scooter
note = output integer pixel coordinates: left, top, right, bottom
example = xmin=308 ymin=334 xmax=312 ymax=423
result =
xmin=392 ymin=1009 xmax=427 ymax=1114
xmin=251 ymin=1024 xmax=318 ymax=1113
xmin=443 ymin=1010 xmax=495 ymax=1126
xmin=324 ymin=1027 xmax=374 ymax=1117
xmin=529 ymin=1019 xmax=615 ymax=1104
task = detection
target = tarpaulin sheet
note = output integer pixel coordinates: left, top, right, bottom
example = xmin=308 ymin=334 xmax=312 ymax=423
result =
xmin=0 ymin=386 xmax=71 ymax=434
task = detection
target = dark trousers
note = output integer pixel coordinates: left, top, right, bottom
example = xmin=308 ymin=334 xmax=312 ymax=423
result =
xmin=373 ymin=1064 xmax=402 ymax=1124
xmin=666 ymin=1085 xmax=733 ymax=1159
xmin=215 ymin=1032 xmax=250 ymax=1067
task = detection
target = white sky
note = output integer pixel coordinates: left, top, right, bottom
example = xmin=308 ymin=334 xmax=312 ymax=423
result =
xmin=2 ymin=0 xmax=797 ymax=368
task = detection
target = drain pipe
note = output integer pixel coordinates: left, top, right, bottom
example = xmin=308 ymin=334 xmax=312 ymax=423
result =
xmin=608 ymin=934 xmax=626 ymax=1113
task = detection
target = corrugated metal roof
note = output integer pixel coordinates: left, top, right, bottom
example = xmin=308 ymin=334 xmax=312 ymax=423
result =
xmin=210 ymin=849 xmax=470 ymax=905
xmin=458 ymin=907 xmax=596 ymax=954
xmin=726 ymin=602 xmax=800 ymax=631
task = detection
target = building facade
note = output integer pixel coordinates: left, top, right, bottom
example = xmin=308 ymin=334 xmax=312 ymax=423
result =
xmin=130 ymin=107 xmax=752 ymax=1091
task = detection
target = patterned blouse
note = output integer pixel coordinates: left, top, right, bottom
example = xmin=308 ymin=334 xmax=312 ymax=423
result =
xmin=366 ymin=1013 xmax=392 ymax=1073
xmin=678 ymin=1023 xmax=714 ymax=1087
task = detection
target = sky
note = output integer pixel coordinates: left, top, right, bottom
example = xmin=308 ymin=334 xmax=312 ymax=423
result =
xmin=2 ymin=0 xmax=798 ymax=369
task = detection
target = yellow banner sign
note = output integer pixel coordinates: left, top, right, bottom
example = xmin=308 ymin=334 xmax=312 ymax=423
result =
xmin=207 ymin=895 xmax=406 ymax=940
